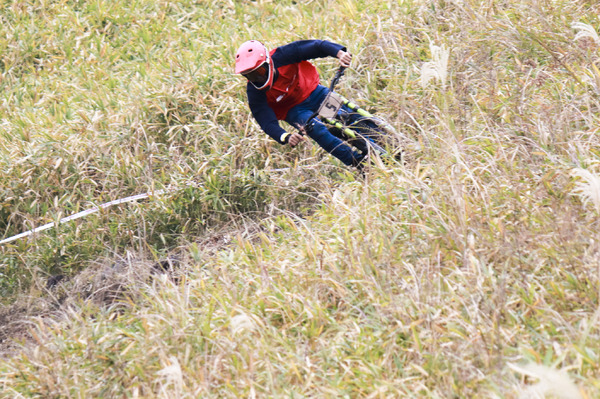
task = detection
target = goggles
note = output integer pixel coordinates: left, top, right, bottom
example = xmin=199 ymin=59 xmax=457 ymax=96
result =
xmin=242 ymin=61 xmax=270 ymax=88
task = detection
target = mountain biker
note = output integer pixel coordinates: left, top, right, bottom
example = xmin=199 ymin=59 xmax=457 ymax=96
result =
xmin=234 ymin=39 xmax=367 ymax=168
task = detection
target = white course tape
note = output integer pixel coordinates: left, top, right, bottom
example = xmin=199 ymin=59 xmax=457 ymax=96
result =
xmin=1 ymin=188 xmax=172 ymax=246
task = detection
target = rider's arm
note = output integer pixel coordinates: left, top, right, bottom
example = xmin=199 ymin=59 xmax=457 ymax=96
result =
xmin=272 ymin=40 xmax=346 ymax=67
xmin=247 ymin=85 xmax=291 ymax=144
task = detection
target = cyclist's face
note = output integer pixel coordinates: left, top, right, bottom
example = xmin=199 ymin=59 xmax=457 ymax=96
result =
xmin=242 ymin=62 xmax=269 ymax=86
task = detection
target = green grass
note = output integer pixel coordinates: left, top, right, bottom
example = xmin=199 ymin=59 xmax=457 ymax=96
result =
xmin=1 ymin=0 xmax=600 ymax=397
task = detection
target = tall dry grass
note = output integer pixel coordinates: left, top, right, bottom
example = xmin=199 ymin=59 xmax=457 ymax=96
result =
xmin=1 ymin=0 xmax=600 ymax=397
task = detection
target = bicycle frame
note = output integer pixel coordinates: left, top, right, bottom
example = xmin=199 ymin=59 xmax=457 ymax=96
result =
xmin=320 ymin=95 xmax=377 ymax=140
xmin=301 ymin=66 xmax=347 ymax=129
xmin=301 ymin=67 xmax=391 ymax=156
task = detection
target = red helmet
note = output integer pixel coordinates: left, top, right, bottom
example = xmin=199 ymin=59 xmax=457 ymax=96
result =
xmin=234 ymin=40 xmax=275 ymax=90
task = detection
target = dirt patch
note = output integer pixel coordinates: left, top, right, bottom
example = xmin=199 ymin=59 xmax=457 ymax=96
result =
xmin=0 ymin=228 xmax=243 ymax=358
xmin=0 ymin=302 xmax=37 ymax=357
xmin=0 ymin=253 xmax=182 ymax=358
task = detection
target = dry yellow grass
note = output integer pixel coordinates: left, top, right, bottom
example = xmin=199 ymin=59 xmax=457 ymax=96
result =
xmin=1 ymin=0 xmax=600 ymax=397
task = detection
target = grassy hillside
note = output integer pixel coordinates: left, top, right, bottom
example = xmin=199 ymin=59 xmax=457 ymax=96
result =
xmin=1 ymin=0 xmax=600 ymax=397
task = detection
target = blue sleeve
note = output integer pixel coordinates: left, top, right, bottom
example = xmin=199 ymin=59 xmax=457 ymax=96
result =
xmin=247 ymin=84 xmax=289 ymax=144
xmin=272 ymin=40 xmax=346 ymax=67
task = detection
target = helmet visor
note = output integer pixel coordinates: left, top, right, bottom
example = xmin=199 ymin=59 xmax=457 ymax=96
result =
xmin=242 ymin=61 xmax=270 ymax=86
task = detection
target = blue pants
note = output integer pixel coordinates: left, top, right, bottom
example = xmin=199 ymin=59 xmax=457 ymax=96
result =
xmin=286 ymin=85 xmax=364 ymax=166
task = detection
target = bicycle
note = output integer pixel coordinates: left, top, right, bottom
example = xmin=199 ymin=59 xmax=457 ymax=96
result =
xmin=300 ymin=66 xmax=405 ymax=166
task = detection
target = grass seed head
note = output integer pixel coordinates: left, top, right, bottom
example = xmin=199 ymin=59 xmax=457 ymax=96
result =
xmin=571 ymin=167 xmax=600 ymax=214
xmin=420 ymin=43 xmax=450 ymax=88
xmin=572 ymin=22 xmax=600 ymax=45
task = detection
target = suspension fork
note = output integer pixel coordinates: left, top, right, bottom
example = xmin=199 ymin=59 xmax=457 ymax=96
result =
xmin=341 ymin=98 xmax=396 ymax=135
xmin=321 ymin=99 xmax=387 ymax=155
xmin=320 ymin=117 xmax=357 ymax=139
xmin=340 ymin=98 xmax=375 ymax=118
xmin=318 ymin=96 xmax=373 ymax=139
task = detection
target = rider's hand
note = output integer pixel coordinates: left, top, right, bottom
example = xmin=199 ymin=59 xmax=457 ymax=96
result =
xmin=336 ymin=50 xmax=352 ymax=67
xmin=288 ymin=132 xmax=306 ymax=147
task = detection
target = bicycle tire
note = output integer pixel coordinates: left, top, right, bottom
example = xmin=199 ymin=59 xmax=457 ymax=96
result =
xmin=325 ymin=119 xmax=378 ymax=155
xmin=336 ymin=112 xmax=403 ymax=161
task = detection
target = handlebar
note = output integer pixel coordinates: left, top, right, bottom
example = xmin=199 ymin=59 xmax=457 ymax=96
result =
xmin=328 ymin=66 xmax=346 ymax=92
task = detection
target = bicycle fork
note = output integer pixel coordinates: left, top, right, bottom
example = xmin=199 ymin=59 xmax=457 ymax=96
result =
xmin=320 ymin=98 xmax=388 ymax=155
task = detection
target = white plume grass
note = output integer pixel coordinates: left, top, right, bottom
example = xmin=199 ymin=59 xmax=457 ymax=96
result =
xmin=420 ymin=43 xmax=450 ymax=88
xmin=230 ymin=312 xmax=257 ymax=335
xmin=571 ymin=167 xmax=600 ymax=214
xmin=508 ymin=363 xmax=582 ymax=399
xmin=572 ymin=22 xmax=600 ymax=44
xmin=155 ymin=356 xmax=184 ymax=395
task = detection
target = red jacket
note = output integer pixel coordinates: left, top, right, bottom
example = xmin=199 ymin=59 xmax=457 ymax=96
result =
xmin=265 ymin=50 xmax=320 ymax=120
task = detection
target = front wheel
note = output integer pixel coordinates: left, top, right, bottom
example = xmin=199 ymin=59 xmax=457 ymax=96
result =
xmin=338 ymin=114 xmax=403 ymax=161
